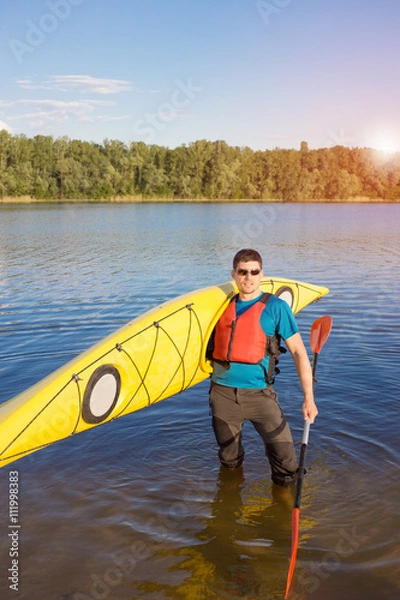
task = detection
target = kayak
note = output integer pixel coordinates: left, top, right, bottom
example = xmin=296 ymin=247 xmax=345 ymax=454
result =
xmin=0 ymin=277 xmax=328 ymax=468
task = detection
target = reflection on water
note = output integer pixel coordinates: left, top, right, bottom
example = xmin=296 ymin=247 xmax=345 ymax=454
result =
xmin=0 ymin=202 xmax=399 ymax=599
xmin=129 ymin=466 xmax=295 ymax=600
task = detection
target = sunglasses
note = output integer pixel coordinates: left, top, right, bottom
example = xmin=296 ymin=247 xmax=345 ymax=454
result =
xmin=234 ymin=268 xmax=261 ymax=276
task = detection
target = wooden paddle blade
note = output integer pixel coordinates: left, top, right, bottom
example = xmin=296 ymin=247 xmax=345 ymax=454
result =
xmin=284 ymin=507 xmax=300 ymax=598
xmin=310 ymin=315 xmax=333 ymax=354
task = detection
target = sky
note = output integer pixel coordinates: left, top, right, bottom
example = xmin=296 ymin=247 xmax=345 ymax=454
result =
xmin=0 ymin=0 xmax=399 ymax=152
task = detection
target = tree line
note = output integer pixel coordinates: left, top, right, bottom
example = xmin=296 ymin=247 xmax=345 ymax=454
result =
xmin=0 ymin=130 xmax=399 ymax=201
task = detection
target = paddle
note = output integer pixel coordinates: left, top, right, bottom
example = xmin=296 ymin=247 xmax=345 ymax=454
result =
xmin=310 ymin=315 xmax=333 ymax=380
xmin=284 ymin=315 xmax=333 ymax=599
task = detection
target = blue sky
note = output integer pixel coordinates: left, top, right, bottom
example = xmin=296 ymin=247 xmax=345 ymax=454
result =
xmin=0 ymin=0 xmax=399 ymax=151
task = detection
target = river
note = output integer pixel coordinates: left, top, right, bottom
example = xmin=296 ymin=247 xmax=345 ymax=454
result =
xmin=0 ymin=202 xmax=399 ymax=599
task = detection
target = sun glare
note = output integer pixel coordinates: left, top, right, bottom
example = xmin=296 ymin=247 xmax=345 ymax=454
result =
xmin=375 ymin=139 xmax=399 ymax=154
xmin=369 ymin=132 xmax=400 ymax=155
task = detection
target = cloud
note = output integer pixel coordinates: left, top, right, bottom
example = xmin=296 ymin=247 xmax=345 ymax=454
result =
xmin=0 ymin=119 xmax=13 ymax=133
xmin=51 ymin=75 xmax=134 ymax=95
xmin=1 ymin=74 xmax=151 ymax=133
xmin=86 ymin=115 xmax=131 ymax=122
xmin=14 ymin=79 xmax=38 ymax=90
xmin=16 ymin=75 xmax=135 ymax=95
xmin=1 ymin=99 xmax=130 ymax=128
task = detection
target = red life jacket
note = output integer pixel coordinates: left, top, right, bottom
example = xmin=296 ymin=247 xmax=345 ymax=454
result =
xmin=213 ymin=293 xmax=271 ymax=364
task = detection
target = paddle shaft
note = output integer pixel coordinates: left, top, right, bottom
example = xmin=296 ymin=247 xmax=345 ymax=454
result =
xmin=311 ymin=352 xmax=318 ymax=380
xmin=294 ymin=419 xmax=310 ymax=510
xmin=284 ymin=421 xmax=310 ymax=599
xmin=294 ymin=342 xmax=318 ymax=508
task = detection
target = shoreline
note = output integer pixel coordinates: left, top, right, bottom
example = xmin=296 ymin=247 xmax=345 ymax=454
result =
xmin=0 ymin=195 xmax=398 ymax=205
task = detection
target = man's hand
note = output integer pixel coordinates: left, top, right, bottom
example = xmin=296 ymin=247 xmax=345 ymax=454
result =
xmin=302 ymin=399 xmax=318 ymax=424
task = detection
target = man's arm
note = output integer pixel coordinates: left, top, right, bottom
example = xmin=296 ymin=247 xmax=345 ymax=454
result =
xmin=285 ymin=332 xmax=318 ymax=424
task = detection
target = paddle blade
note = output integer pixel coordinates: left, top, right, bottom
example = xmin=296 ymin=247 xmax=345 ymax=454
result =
xmin=284 ymin=508 xmax=300 ymax=599
xmin=310 ymin=315 xmax=333 ymax=354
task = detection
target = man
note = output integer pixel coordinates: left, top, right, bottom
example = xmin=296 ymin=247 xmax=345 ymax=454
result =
xmin=209 ymin=248 xmax=318 ymax=488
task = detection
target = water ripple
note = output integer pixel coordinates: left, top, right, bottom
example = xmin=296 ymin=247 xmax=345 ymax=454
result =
xmin=1 ymin=203 xmax=399 ymax=599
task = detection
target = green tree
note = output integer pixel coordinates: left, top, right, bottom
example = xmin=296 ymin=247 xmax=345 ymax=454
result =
xmin=270 ymin=149 xmax=302 ymax=201
xmin=0 ymin=131 xmax=398 ymax=201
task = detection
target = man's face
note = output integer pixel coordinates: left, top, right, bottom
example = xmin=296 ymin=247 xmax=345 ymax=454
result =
xmin=231 ymin=260 xmax=264 ymax=298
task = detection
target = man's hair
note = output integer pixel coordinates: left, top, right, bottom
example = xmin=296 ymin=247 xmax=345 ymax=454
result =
xmin=232 ymin=248 xmax=263 ymax=269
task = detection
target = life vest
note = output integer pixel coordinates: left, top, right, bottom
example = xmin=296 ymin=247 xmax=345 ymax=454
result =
xmin=212 ymin=293 xmax=284 ymax=383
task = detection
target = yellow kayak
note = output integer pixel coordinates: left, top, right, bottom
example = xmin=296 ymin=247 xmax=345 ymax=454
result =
xmin=0 ymin=278 xmax=328 ymax=468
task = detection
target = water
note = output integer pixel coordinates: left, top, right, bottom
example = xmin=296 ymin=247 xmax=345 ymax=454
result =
xmin=0 ymin=202 xmax=399 ymax=600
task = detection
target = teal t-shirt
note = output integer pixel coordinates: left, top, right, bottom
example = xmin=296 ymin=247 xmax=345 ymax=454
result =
xmin=211 ymin=293 xmax=299 ymax=389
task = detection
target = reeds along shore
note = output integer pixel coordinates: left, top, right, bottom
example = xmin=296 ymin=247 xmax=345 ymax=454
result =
xmin=0 ymin=196 xmax=398 ymax=204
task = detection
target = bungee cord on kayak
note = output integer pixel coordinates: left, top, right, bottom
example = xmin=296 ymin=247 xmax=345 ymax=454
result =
xmin=0 ymin=303 xmax=204 ymax=464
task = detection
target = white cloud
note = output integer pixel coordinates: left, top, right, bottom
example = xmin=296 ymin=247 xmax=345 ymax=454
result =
xmin=87 ymin=115 xmax=132 ymax=122
xmin=2 ymin=99 xmax=124 ymax=128
xmin=1 ymin=74 xmax=150 ymax=134
xmin=16 ymin=75 xmax=135 ymax=95
xmin=14 ymin=79 xmax=36 ymax=90
xmin=51 ymin=75 xmax=134 ymax=95
xmin=0 ymin=119 xmax=12 ymax=133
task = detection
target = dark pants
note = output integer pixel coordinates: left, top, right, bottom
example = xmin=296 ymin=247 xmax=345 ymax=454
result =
xmin=209 ymin=382 xmax=298 ymax=487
